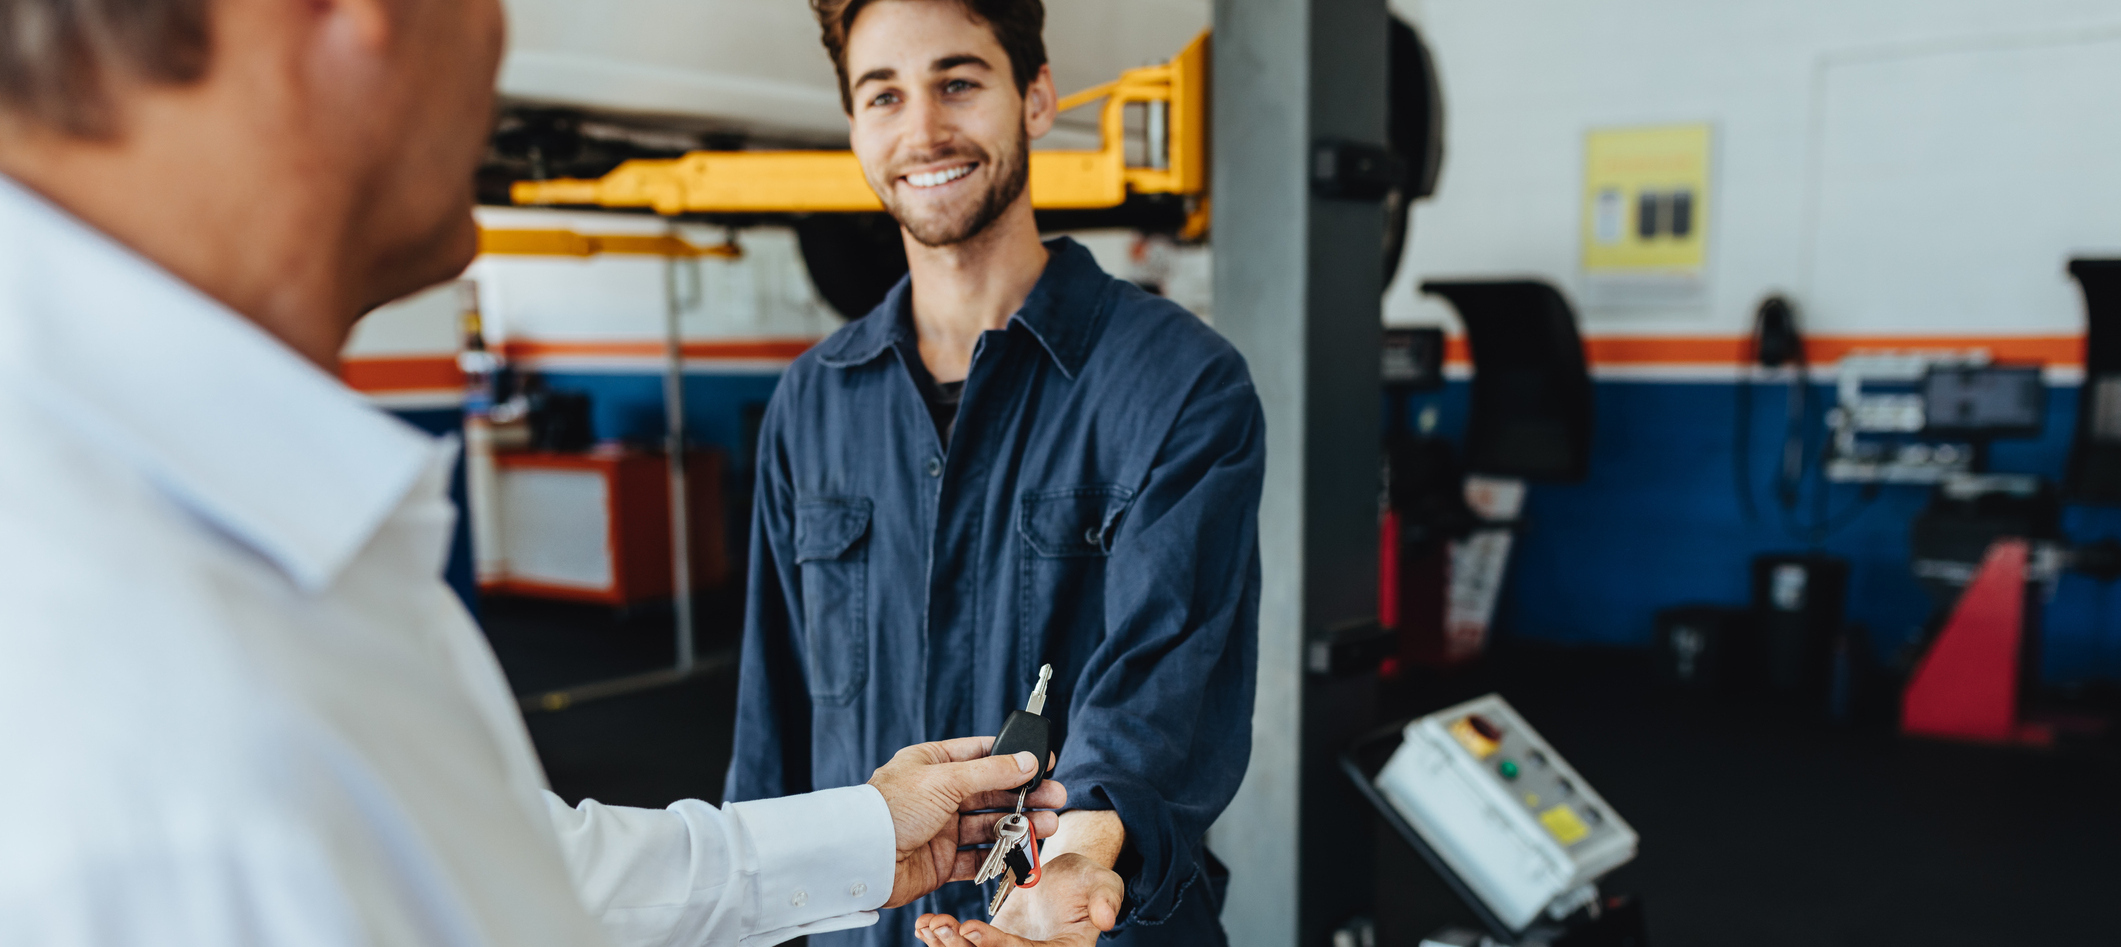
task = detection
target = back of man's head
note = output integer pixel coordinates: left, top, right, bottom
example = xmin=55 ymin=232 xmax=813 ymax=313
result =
xmin=0 ymin=0 xmax=507 ymax=369
xmin=812 ymin=0 xmax=1046 ymax=113
xmin=0 ymin=0 xmax=212 ymax=138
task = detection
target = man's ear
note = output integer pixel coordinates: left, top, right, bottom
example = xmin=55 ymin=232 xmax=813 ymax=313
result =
xmin=1023 ymin=63 xmax=1057 ymax=141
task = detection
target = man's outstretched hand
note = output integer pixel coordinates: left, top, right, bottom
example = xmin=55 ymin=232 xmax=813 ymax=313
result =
xmin=910 ymin=853 xmax=1125 ymax=947
xmin=867 ymin=736 xmax=1065 ymax=908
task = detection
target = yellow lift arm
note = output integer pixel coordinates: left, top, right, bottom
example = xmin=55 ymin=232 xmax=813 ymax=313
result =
xmin=511 ymin=32 xmax=1208 ymax=219
xmin=476 ymin=228 xmax=741 ymax=258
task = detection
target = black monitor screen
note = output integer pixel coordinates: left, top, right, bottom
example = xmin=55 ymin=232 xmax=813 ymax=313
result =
xmin=1922 ymin=366 xmax=2045 ymax=437
xmin=1382 ymin=327 xmax=1446 ymax=389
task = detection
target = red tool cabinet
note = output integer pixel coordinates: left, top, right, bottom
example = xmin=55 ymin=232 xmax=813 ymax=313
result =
xmin=482 ymin=448 xmax=728 ymax=606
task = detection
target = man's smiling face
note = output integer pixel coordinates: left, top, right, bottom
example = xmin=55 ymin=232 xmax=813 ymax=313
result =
xmin=842 ymin=0 xmax=1050 ymax=247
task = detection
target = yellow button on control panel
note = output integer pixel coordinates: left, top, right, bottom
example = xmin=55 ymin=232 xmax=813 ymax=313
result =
xmin=1539 ymin=804 xmax=1591 ymax=846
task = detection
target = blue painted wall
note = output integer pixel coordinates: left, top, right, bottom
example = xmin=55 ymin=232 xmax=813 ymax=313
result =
xmin=1400 ymin=378 xmax=2121 ymax=684
xmin=530 ymin=366 xmax=2121 ymax=683
xmin=538 ymin=370 xmax=783 ymax=470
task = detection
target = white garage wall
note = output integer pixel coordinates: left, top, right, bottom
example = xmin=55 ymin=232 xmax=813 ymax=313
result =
xmin=1388 ymin=0 xmax=2121 ymax=342
xmin=499 ymin=0 xmax=1209 ymax=148
xmin=467 ymin=207 xmax=843 ymax=362
xmin=346 ymin=281 xmax=461 ymax=358
xmin=1810 ymin=30 xmax=2121 ymax=337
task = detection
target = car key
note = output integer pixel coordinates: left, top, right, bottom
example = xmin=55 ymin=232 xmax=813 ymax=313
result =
xmin=974 ymin=813 xmax=1031 ymax=885
xmin=989 ymin=664 xmax=1054 ymax=802
xmin=980 ymin=665 xmax=1054 ymax=915
xmin=986 ymin=826 xmax=1041 ymax=916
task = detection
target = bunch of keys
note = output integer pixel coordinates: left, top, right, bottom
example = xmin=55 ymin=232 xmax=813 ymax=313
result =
xmin=974 ymin=664 xmax=1054 ymax=916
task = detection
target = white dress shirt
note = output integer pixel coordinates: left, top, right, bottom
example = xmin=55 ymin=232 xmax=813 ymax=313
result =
xmin=0 ymin=176 xmax=894 ymax=946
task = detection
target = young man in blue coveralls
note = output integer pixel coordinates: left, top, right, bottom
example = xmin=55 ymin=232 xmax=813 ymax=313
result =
xmin=726 ymin=2 xmax=1265 ymax=945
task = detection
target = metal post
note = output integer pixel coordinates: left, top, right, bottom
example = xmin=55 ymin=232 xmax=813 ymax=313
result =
xmin=514 ymin=235 xmax=719 ymax=714
xmin=1207 ymin=1 xmax=1389 ymax=946
xmin=664 ymin=241 xmax=698 ymax=673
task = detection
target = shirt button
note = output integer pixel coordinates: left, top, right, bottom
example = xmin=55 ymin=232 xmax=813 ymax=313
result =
xmin=925 ymin=456 xmax=944 ymax=477
xmin=791 ymin=890 xmax=808 ymax=907
xmin=850 ymin=882 xmax=868 ymax=898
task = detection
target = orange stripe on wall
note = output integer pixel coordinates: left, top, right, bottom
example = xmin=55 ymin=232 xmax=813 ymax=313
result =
xmin=359 ymin=334 xmax=2076 ymax=385
xmin=1586 ymin=337 xmax=1749 ymax=365
xmin=1442 ymin=334 xmax=2083 ymax=367
xmin=342 ymin=356 xmax=463 ymax=393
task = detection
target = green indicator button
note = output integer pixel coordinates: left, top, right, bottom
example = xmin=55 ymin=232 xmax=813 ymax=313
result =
xmin=1498 ymin=759 xmax=1521 ymax=780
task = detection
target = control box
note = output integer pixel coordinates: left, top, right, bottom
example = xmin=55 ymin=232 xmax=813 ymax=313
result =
xmin=1373 ymin=694 xmax=1638 ymax=932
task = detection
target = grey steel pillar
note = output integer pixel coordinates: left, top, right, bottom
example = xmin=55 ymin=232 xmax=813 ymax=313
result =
xmin=1207 ymin=1 xmax=1389 ymax=946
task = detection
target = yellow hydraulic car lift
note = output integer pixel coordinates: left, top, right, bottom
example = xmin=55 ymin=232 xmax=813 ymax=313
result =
xmin=510 ymin=32 xmax=1210 ymax=237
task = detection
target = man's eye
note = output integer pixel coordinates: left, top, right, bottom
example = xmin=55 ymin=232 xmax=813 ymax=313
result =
xmin=869 ymin=91 xmax=900 ymax=107
xmin=944 ymin=79 xmax=975 ymax=94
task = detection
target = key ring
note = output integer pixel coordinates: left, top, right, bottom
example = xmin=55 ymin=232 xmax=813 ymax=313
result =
xmin=1019 ymin=829 xmax=1041 ymax=888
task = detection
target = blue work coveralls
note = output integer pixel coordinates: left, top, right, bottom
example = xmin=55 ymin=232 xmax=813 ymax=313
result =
xmin=726 ymin=238 xmax=1263 ymax=946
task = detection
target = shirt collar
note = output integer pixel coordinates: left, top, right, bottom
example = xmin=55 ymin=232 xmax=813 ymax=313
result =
xmin=0 ymin=175 xmax=443 ymax=593
xmin=814 ymin=236 xmax=1113 ymax=379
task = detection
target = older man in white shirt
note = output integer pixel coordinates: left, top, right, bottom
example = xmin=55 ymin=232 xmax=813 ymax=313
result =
xmin=0 ymin=0 xmax=1062 ymax=945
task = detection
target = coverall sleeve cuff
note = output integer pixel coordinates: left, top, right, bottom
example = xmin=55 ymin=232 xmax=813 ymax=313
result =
xmin=727 ymin=783 xmax=895 ymax=938
xmin=1055 ymin=776 xmax=1196 ymax=930
xmin=1111 ymin=859 xmax=1204 ymax=932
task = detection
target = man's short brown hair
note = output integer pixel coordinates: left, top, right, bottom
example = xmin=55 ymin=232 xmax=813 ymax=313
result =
xmin=0 ymin=0 xmax=213 ymax=138
xmin=811 ymin=0 xmax=1046 ymax=114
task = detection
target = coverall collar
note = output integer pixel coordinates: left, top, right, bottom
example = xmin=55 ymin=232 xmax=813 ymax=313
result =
xmin=814 ymin=236 xmax=1109 ymax=380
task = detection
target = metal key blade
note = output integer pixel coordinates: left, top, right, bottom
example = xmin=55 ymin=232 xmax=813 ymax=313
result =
xmin=1025 ymin=664 xmax=1053 ymax=715
xmin=974 ymin=813 xmax=1030 ymax=885
xmin=987 ymin=868 xmax=1019 ymax=916
xmin=973 ymin=837 xmax=1016 ymax=885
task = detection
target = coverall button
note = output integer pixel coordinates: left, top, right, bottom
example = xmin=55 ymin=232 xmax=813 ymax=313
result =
xmin=1085 ymin=526 xmax=1103 ymax=545
xmin=925 ymin=456 xmax=943 ymax=477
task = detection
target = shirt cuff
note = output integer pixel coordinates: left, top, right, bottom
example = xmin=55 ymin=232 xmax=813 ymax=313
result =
xmin=728 ymin=783 xmax=895 ymax=938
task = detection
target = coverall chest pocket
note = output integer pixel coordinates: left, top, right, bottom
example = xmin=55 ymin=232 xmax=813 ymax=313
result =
xmin=1017 ymin=485 xmax=1134 ymax=668
xmin=796 ymin=497 xmax=872 ymax=705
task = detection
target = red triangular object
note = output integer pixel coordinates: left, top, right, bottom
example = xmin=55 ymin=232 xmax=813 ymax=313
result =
xmin=1902 ymin=539 xmax=2027 ymax=743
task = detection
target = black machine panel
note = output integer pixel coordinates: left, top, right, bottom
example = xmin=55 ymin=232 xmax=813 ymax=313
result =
xmin=1382 ymin=327 xmax=1447 ymax=390
xmin=1750 ymin=554 xmax=1849 ymax=699
xmin=1922 ymin=365 xmax=2044 ymax=437
xmin=1420 ymin=280 xmax=1594 ymax=481
xmin=2068 ymin=260 xmax=2121 ymax=503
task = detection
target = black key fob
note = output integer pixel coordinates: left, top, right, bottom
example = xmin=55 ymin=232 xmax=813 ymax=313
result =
xmin=991 ymin=708 xmax=1052 ymax=794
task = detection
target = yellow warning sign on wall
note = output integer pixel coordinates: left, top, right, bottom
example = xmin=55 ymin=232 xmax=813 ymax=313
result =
xmin=1581 ymin=124 xmax=1712 ymax=274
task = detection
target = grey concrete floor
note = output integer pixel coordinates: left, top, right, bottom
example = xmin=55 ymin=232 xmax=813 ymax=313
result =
xmin=1374 ymin=646 xmax=2120 ymax=947
xmin=480 ymin=595 xmax=742 ymax=808
xmin=476 ymin=599 xmax=2120 ymax=947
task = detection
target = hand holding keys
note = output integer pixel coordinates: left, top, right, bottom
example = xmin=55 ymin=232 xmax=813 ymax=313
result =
xmin=975 ymin=664 xmax=1055 ymax=915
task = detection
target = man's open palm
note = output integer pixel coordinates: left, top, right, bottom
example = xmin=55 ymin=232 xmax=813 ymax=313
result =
xmin=910 ymin=852 xmax=1125 ymax=947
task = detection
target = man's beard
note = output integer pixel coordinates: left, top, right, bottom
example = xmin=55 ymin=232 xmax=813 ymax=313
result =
xmin=883 ymin=128 xmax=1030 ymax=248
